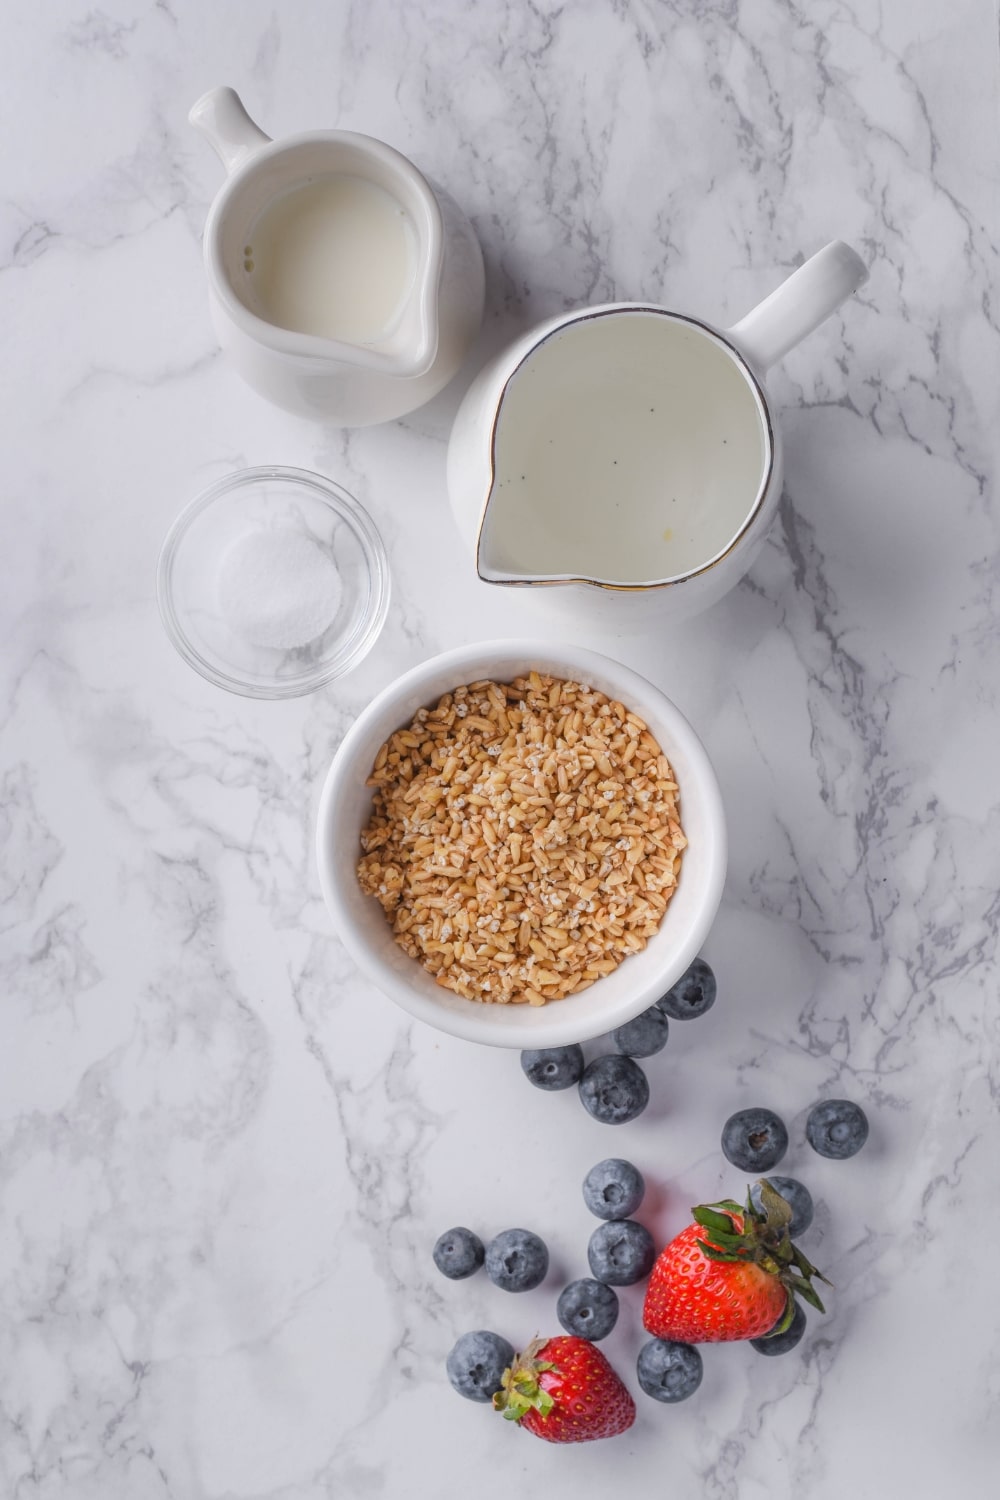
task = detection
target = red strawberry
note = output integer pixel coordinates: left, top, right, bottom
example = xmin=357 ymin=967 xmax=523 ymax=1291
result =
xmin=643 ymin=1181 xmax=830 ymax=1344
xmin=492 ymin=1335 xmax=635 ymax=1443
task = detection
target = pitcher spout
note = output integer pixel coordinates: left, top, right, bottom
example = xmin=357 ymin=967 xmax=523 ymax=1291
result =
xmin=476 ymin=479 xmax=553 ymax=585
xmin=376 ymin=252 xmax=439 ymax=379
xmin=476 ymin=477 xmax=635 ymax=589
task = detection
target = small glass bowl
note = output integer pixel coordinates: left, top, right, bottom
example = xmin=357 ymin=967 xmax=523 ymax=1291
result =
xmin=157 ymin=466 xmax=390 ymax=699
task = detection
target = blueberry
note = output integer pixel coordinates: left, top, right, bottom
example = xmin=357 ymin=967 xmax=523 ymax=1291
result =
xmin=612 ymin=1005 xmax=669 ymax=1058
xmin=582 ymin=1158 xmax=646 ymax=1221
xmin=579 ymin=1054 xmax=650 ymax=1125
xmin=656 ymin=957 xmax=717 ymax=1020
xmin=750 ymin=1299 xmax=807 ymax=1356
xmin=556 ymin=1278 xmax=620 ymax=1341
xmin=806 ymin=1099 xmax=869 ymax=1160
xmin=587 ymin=1219 xmax=656 ymax=1285
xmin=750 ymin=1177 xmax=814 ymax=1238
xmin=432 ymin=1226 xmax=485 ymax=1280
xmin=636 ymin=1338 xmax=703 ymax=1402
xmin=485 ymin=1228 xmax=549 ymax=1292
xmin=721 ymin=1107 xmax=789 ymax=1173
xmin=520 ymin=1044 xmax=585 ymax=1091
xmin=446 ymin=1329 xmax=515 ymax=1401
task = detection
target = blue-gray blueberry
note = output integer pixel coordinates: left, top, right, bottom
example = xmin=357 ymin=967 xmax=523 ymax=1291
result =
xmin=587 ymin=1219 xmax=656 ymax=1286
xmin=520 ymin=1044 xmax=585 ymax=1091
xmin=805 ymin=1099 xmax=869 ymax=1159
xmin=721 ymin=1107 xmax=789 ymax=1173
xmin=636 ymin=1338 xmax=703 ymax=1402
xmin=579 ymin=1054 xmax=649 ymax=1124
xmin=612 ymin=1005 xmax=669 ymax=1057
xmin=433 ymin=1226 xmax=485 ymax=1280
xmin=485 ymin=1228 xmax=549 ymax=1291
xmin=446 ymin=1330 xmax=515 ymax=1400
xmin=556 ymin=1278 xmax=620 ymax=1341
xmin=656 ymin=957 xmax=717 ymax=1020
xmin=582 ymin=1158 xmax=646 ymax=1221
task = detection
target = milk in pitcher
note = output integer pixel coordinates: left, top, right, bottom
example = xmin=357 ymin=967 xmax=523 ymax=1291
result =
xmin=244 ymin=175 xmax=418 ymax=344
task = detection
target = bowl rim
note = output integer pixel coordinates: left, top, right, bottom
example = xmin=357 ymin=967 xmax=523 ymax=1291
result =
xmin=315 ymin=639 xmax=727 ymax=1047
xmin=156 ymin=464 xmax=390 ymax=699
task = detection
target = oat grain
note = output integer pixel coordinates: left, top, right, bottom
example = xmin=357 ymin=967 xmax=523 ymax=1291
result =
xmin=357 ymin=674 xmax=686 ymax=1005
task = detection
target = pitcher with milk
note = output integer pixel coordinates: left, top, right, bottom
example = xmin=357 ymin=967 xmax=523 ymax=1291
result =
xmin=190 ymin=86 xmax=485 ymax=426
xmin=190 ymin=88 xmax=866 ymax=628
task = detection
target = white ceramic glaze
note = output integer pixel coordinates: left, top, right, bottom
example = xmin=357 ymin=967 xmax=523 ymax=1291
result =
xmin=447 ymin=241 xmax=867 ymax=624
xmin=315 ymin=639 xmax=726 ymax=1048
xmin=190 ymin=87 xmax=485 ymax=425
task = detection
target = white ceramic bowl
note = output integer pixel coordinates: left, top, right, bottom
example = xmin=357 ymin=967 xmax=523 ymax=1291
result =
xmin=315 ymin=640 xmax=726 ymax=1047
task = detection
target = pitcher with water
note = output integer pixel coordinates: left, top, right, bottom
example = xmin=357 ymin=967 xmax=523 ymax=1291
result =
xmin=446 ymin=241 xmax=867 ymax=624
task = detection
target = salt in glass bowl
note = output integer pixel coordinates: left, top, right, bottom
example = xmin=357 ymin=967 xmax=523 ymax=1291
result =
xmin=157 ymin=466 xmax=390 ymax=699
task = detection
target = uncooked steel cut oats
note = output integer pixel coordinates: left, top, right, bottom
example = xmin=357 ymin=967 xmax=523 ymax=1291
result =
xmin=357 ymin=672 xmax=686 ymax=1005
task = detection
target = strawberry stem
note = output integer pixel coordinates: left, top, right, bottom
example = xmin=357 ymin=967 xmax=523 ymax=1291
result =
xmin=689 ymin=1181 xmax=832 ymax=1324
xmin=492 ymin=1339 xmax=557 ymax=1423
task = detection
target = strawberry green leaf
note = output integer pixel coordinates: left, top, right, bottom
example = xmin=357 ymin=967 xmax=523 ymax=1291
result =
xmin=791 ymin=1245 xmax=833 ymax=1287
xmin=533 ymin=1389 xmax=555 ymax=1418
xmin=692 ymin=1206 xmax=741 ymax=1238
xmin=708 ymin=1198 xmax=745 ymax=1216
xmin=692 ymin=1230 xmax=743 ymax=1253
xmin=696 ymin=1239 xmax=744 ymax=1263
xmin=763 ymin=1294 xmax=796 ymax=1338
xmin=786 ymin=1276 xmax=826 ymax=1315
xmin=493 ymin=1345 xmax=560 ymax=1425
xmin=755 ymin=1179 xmax=793 ymax=1233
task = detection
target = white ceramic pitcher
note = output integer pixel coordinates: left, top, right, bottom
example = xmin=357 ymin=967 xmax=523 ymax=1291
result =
xmin=190 ymin=87 xmax=485 ymax=426
xmin=446 ymin=242 xmax=867 ymax=624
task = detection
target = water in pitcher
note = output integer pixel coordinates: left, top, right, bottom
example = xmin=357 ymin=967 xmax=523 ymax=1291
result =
xmin=479 ymin=312 xmax=770 ymax=585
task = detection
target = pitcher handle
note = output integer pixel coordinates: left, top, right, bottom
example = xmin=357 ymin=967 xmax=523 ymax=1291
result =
xmin=726 ymin=241 xmax=867 ymax=372
xmin=189 ymin=86 xmax=272 ymax=175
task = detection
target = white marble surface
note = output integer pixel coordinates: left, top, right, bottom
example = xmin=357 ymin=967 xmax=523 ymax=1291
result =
xmin=2 ymin=1 xmax=998 ymax=1494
